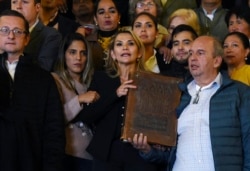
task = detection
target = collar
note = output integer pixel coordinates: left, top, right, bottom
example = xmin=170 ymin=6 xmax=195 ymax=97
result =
xmin=188 ymin=72 xmax=222 ymax=91
xmin=98 ymin=28 xmax=118 ymax=37
xmin=47 ymin=11 xmax=59 ymax=27
xmin=202 ymin=7 xmax=217 ymax=20
xmin=202 ymin=8 xmax=217 ymax=15
xmin=29 ymin=18 xmax=39 ymax=33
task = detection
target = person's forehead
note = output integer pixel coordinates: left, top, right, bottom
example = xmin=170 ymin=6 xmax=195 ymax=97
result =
xmin=191 ymin=38 xmax=213 ymax=51
xmin=173 ymin=31 xmax=193 ymax=41
xmin=0 ymin=16 xmax=25 ymax=28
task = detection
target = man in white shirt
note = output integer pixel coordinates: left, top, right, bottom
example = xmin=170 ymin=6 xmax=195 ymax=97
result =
xmin=129 ymin=35 xmax=250 ymax=171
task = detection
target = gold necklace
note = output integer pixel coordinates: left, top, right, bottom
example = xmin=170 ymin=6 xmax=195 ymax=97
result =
xmin=98 ymin=36 xmax=112 ymax=51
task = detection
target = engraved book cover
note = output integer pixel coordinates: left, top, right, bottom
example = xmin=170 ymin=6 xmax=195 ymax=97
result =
xmin=121 ymin=71 xmax=182 ymax=146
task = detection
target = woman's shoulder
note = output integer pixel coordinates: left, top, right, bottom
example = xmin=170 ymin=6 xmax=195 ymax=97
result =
xmin=90 ymin=71 xmax=120 ymax=90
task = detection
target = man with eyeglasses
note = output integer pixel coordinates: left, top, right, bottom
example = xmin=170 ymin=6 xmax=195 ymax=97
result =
xmin=129 ymin=35 xmax=250 ymax=171
xmin=0 ymin=9 xmax=65 ymax=171
xmin=11 ymin=0 xmax=62 ymax=72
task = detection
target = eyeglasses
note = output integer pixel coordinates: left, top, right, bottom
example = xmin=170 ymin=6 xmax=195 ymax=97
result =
xmin=0 ymin=26 xmax=27 ymax=37
xmin=136 ymin=2 xmax=156 ymax=9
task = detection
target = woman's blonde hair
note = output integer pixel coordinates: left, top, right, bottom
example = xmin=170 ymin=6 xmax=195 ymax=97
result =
xmin=105 ymin=28 xmax=146 ymax=77
xmin=167 ymin=8 xmax=200 ymax=35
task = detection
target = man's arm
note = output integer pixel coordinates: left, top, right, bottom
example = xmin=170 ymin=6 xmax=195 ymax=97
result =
xmin=43 ymin=75 xmax=65 ymax=171
xmin=128 ymin=133 xmax=171 ymax=165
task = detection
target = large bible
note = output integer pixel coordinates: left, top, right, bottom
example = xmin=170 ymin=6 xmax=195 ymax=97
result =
xmin=121 ymin=71 xmax=182 ymax=146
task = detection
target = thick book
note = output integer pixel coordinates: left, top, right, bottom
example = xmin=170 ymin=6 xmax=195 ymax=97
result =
xmin=121 ymin=71 xmax=182 ymax=146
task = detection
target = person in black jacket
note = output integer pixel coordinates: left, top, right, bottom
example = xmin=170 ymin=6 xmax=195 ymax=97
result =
xmin=11 ymin=0 xmax=62 ymax=71
xmin=0 ymin=10 xmax=65 ymax=171
xmin=129 ymin=35 xmax=250 ymax=171
xmin=73 ymin=29 xmax=159 ymax=171
xmin=162 ymin=24 xmax=198 ymax=79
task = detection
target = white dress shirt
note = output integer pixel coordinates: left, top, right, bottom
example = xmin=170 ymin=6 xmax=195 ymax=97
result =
xmin=173 ymin=73 xmax=222 ymax=171
xmin=6 ymin=60 xmax=18 ymax=80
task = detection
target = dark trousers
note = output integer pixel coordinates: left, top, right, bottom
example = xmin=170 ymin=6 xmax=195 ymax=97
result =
xmin=92 ymin=140 xmax=160 ymax=171
xmin=63 ymin=154 xmax=92 ymax=171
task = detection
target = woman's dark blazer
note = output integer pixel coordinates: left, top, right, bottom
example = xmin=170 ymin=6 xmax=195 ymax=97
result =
xmin=73 ymin=71 xmax=126 ymax=161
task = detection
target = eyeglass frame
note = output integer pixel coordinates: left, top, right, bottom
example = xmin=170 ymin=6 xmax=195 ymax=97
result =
xmin=0 ymin=26 xmax=27 ymax=37
xmin=136 ymin=1 xmax=156 ymax=9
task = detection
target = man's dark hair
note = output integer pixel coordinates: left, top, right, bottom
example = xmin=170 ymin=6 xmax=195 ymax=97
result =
xmin=171 ymin=24 xmax=198 ymax=41
xmin=0 ymin=9 xmax=29 ymax=34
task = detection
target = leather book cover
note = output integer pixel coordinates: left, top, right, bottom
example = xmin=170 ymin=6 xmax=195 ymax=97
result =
xmin=121 ymin=71 xmax=182 ymax=146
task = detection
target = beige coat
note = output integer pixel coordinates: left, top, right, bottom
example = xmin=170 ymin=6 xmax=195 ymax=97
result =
xmin=52 ymin=73 xmax=93 ymax=160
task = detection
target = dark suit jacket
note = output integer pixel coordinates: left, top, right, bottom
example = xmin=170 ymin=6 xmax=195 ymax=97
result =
xmin=0 ymin=53 xmax=65 ymax=171
xmin=0 ymin=0 xmax=10 ymax=13
xmin=73 ymin=71 xmax=126 ymax=161
xmin=160 ymin=0 xmax=197 ymax=28
xmin=52 ymin=14 xmax=80 ymax=37
xmin=24 ymin=21 xmax=61 ymax=71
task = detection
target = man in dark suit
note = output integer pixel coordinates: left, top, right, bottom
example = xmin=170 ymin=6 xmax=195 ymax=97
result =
xmin=0 ymin=9 xmax=65 ymax=171
xmin=40 ymin=0 xmax=82 ymax=37
xmin=11 ymin=0 xmax=61 ymax=71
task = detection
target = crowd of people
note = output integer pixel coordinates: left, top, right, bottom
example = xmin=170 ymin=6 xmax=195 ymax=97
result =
xmin=0 ymin=0 xmax=250 ymax=171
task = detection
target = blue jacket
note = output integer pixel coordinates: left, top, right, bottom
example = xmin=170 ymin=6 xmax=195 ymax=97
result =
xmin=141 ymin=73 xmax=250 ymax=171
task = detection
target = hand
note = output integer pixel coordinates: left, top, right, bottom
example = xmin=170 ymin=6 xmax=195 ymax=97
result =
xmin=128 ymin=133 xmax=152 ymax=154
xmin=116 ymin=80 xmax=137 ymax=97
xmin=78 ymin=91 xmax=100 ymax=104
xmin=159 ymin=46 xmax=172 ymax=64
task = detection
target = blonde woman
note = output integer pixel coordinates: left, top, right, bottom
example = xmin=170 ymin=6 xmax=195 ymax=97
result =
xmin=167 ymin=8 xmax=200 ymax=36
xmin=72 ymin=30 xmax=159 ymax=171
